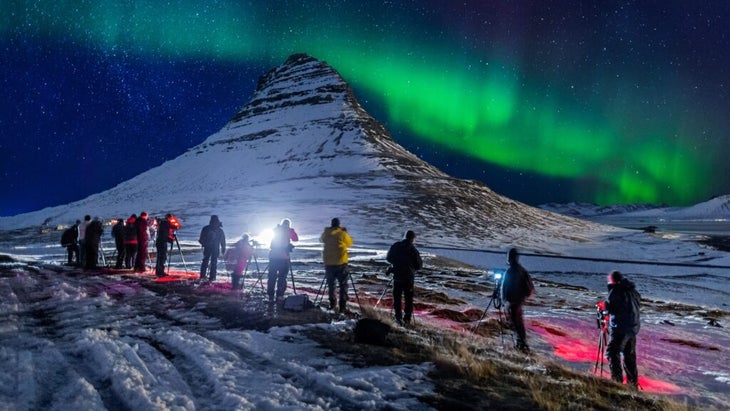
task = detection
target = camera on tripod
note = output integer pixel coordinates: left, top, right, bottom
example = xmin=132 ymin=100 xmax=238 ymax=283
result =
xmin=595 ymin=301 xmax=609 ymax=329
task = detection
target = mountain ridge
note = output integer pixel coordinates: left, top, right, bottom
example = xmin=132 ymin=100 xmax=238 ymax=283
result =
xmin=0 ymin=54 xmax=607 ymax=252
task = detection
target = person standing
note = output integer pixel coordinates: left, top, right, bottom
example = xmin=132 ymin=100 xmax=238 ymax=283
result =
xmin=225 ymin=234 xmax=255 ymax=290
xmin=134 ymin=212 xmax=151 ymax=272
xmin=61 ymin=220 xmax=80 ymax=266
xmin=198 ymin=215 xmax=226 ymax=282
xmin=123 ymin=214 xmax=138 ymax=269
xmin=605 ymin=270 xmax=641 ymax=388
xmin=501 ymin=248 xmax=535 ymax=353
xmin=84 ymin=217 xmax=104 ymax=270
xmin=386 ymin=230 xmax=422 ymax=326
xmin=111 ymin=217 xmax=125 ymax=269
xmin=267 ymin=218 xmax=298 ymax=302
xmin=320 ymin=218 xmax=353 ymax=312
xmin=155 ymin=214 xmax=175 ymax=277
xmin=78 ymin=215 xmax=91 ymax=268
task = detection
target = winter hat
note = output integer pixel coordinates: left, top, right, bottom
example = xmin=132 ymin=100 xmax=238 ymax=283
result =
xmin=609 ymin=271 xmax=623 ymax=284
xmin=508 ymin=248 xmax=519 ymax=264
xmin=331 ymin=218 xmax=340 ymax=228
xmin=405 ymin=230 xmax=416 ymax=241
xmin=210 ymin=215 xmax=220 ymax=224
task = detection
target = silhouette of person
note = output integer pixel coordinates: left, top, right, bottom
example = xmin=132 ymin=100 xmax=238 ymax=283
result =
xmin=198 ymin=215 xmax=226 ymax=281
xmin=268 ymin=218 xmax=298 ymax=302
xmin=386 ymin=230 xmax=422 ymax=325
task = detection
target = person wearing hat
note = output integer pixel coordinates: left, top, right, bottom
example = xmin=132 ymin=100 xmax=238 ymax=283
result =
xmin=320 ymin=218 xmax=354 ymax=312
xmin=198 ymin=215 xmax=226 ymax=282
xmin=134 ymin=212 xmax=151 ymax=272
xmin=111 ymin=217 xmax=126 ymax=269
xmin=386 ymin=230 xmax=423 ymax=326
xmin=604 ymin=270 xmax=641 ymax=388
xmin=501 ymin=248 xmax=534 ymax=353
xmin=267 ymin=218 xmax=298 ymax=302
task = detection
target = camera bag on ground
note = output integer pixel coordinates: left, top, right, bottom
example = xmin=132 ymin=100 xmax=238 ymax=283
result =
xmin=354 ymin=318 xmax=391 ymax=346
xmin=283 ymin=294 xmax=313 ymax=312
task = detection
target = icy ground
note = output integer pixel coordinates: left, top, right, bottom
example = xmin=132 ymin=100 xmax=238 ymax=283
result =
xmin=1 ymin=230 xmax=729 ymax=410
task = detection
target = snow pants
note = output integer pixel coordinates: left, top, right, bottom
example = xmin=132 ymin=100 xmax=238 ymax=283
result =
xmin=607 ymin=330 xmax=638 ymax=387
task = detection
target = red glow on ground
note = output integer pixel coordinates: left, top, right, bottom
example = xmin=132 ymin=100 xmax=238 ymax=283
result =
xmin=635 ymin=376 xmax=683 ymax=395
xmin=532 ymin=322 xmax=683 ymax=395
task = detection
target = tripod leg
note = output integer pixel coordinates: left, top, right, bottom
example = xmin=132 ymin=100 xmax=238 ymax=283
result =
xmin=349 ymin=272 xmax=361 ymax=308
xmin=315 ymin=275 xmax=327 ymax=305
xmin=471 ymin=297 xmax=495 ymax=332
xmin=175 ymin=237 xmax=189 ymax=272
xmin=289 ymin=263 xmax=297 ymax=295
xmin=374 ymin=278 xmax=391 ymax=307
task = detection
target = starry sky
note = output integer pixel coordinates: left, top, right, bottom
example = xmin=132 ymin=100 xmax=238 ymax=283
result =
xmin=2 ymin=1 xmax=728 ymax=216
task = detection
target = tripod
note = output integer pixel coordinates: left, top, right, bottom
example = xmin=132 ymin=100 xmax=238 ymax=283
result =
xmin=594 ymin=304 xmax=610 ymax=377
xmin=314 ymin=266 xmax=362 ymax=309
xmin=244 ymin=253 xmax=266 ymax=294
xmin=165 ymin=234 xmax=189 ymax=274
xmin=472 ymin=272 xmax=510 ymax=345
xmin=472 ymin=285 xmax=504 ymax=333
xmin=374 ymin=276 xmax=393 ymax=307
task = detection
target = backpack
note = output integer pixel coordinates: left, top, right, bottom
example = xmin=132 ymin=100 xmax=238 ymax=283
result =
xmin=283 ymin=294 xmax=314 ymax=312
xmin=60 ymin=227 xmax=75 ymax=247
xmin=199 ymin=226 xmax=220 ymax=248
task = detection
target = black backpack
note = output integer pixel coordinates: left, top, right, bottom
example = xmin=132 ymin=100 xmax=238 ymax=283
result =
xmin=60 ymin=227 xmax=75 ymax=247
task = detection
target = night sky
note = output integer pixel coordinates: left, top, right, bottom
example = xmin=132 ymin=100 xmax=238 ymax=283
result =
xmin=2 ymin=1 xmax=728 ymax=216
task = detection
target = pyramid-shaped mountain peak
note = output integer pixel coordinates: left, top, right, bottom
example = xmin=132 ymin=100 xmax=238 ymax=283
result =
xmin=0 ymin=54 xmax=603 ymax=252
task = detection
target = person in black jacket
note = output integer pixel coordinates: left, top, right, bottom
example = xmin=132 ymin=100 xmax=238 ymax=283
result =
xmin=386 ymin=230 xmax=423 ymax=326
xmin=199 ymin=215 xmax=226 ymax=282
xmin=501 ymin=248 xmax=535 ymax=353
xmin=605 ymin=270 xmax=641 ymax=388
xmin=84 ymin=217 xmax=104 ymax=270
xmin=155 ymin=214 xmax=175 ymax=277
xmin=134 ymin=212 xmax=151 ymax=272
xmin=111 ymin=217 xmax=125 ymax=269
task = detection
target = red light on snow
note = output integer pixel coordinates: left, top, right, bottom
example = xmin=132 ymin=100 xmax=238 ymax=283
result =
xmin=635 ymin=376 xmax=683 ymax=395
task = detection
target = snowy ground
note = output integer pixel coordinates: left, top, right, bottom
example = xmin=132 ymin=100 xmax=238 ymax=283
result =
xmin=1 ymin=229 xmax=729 ymax=410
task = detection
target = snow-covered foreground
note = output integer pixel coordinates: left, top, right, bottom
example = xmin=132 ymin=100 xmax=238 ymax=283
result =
xmin=0 ymin=256 xmax=434 ymax=410
xmin=1 ymin=230 xmax=729 ymax=410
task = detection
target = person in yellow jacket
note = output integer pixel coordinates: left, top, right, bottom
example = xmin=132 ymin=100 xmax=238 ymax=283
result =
xmin=320 ymin=218 xmax=354 ymax=312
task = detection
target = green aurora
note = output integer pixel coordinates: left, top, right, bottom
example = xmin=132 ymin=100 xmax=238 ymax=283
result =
xmin=2 ymin=1 xmax=725 ymax=205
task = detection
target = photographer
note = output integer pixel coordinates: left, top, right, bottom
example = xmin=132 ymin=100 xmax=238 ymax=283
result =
xmin=501 ymin=248 xmax=534 ymax=353
xmin=386 ymin=230 xmax=422 ymax=326
xmin=155 ymin=214 xmax=176 ymax=277
xmin=267 ymin=218 xmax=298 ymax=302
xmin=226 ymin=234 xmax=254 ymax=290
xmin=199 ymin=215 xmax=226 ymax=282
xmin=320 ymin=218 xmax=353 ymax=312
xmin=604 ymin=271 xmax=641 ymax=388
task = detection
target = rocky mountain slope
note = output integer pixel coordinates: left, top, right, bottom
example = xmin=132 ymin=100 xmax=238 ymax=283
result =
xmin=0 ymin=54 xmax=608 ymax=251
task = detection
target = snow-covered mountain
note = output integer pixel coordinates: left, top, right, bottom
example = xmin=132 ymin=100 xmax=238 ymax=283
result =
xmin=0 ymin=54 xmax=606 ymax=251
xmin=620 ymin=194 xmax=730 ymax=220
xmin=541 ymin=195 xmax=730 ymax=221
xmin=538 ymin=202 xmax=665 ymax=218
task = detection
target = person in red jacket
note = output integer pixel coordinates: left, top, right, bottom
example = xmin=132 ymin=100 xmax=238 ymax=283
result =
xmin=225 ymin=234 xmax=254 ymax=290
xmin=123 ymin=214 xmax=138 ymax=269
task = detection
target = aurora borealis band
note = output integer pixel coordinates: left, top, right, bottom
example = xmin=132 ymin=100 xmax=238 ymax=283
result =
xmin=1 ymin=1 xmax=728 ymax=215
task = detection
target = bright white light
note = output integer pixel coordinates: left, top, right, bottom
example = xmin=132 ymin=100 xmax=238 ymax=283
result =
xmin=255 ymin=228 xmax=274 ymax=247
xmin=494 ymin=272 xmax=502 ymax=281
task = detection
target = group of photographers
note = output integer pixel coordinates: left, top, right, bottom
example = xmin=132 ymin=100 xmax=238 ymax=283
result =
xmin=63 ymin=212 xmax=642 ymax=389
